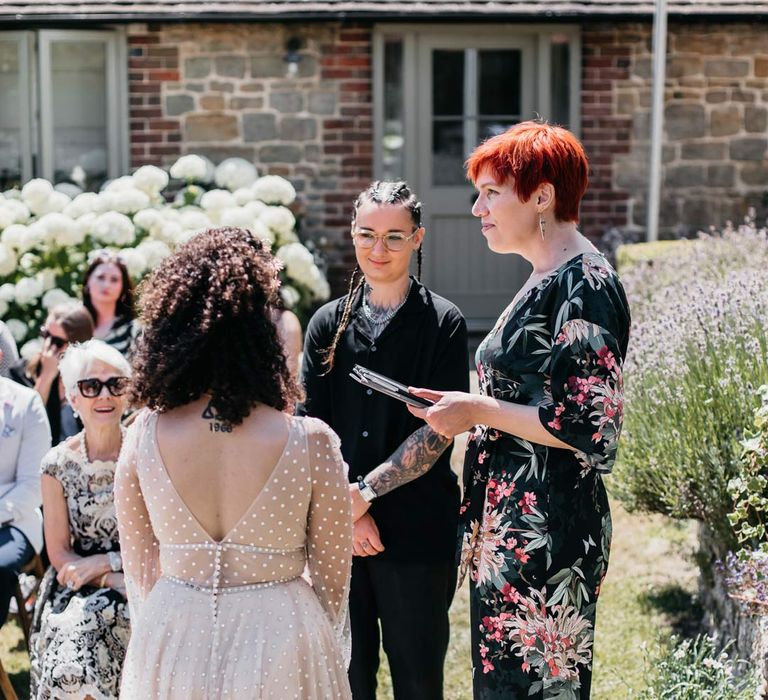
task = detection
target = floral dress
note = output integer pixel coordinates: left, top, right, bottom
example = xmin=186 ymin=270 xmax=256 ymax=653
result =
xmin=460 ymin=252 xmax=630 ymax=700
xmin=29 ymin=439 xmax=130 ymax=700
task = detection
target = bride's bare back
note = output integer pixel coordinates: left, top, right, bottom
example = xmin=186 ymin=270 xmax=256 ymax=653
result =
xmin=154 ymin=398 xmax=291 ymax=543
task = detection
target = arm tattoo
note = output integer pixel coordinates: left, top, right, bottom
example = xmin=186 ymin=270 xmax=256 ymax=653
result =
xmin=365 ymin=426 xmax=451 ymax=497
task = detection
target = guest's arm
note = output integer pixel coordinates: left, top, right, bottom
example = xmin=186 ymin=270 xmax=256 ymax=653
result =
xmin=0 ymin=391 xmax=50 ymax=526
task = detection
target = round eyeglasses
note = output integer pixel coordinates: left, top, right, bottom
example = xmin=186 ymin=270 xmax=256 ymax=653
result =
xmin=351 ymin=229 xmax=418 ymax=252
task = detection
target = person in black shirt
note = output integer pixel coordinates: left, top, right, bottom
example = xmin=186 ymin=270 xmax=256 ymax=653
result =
xmin=299 ymin=182 xmax=469 ymax=700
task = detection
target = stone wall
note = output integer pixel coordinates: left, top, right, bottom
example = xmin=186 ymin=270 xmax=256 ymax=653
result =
xmin=582 ymin=22 xmax=768 ymax=240
xmin=126 ymin=22 xmax=372 ymax=288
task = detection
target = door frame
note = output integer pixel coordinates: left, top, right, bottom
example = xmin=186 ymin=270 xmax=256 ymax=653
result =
xmin=372 ymin=24 xmax=581 ymax=329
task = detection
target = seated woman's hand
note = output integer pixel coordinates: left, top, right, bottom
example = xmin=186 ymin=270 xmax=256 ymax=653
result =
xmin=352 ymin=513 xmax=385 ymax=557
xmin=57 ymin=555 xmax=109 ymax=591
xmin=407 ymin=388 xmax=478 ymax=439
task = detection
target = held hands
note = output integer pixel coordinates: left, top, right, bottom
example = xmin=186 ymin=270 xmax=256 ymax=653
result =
xmin=56 ymin=554 xmax=110 ymax=592
xmin=349 ymin=483 xmax=371 ymax=522
xmin=407 ymin=388 xmax=478 ymax=438
xmin=352 ymin=513 xmax=385 ymax=557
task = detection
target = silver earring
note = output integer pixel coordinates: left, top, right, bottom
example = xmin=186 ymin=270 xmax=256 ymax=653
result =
xmin=539 ymin=216 xmax=546 ymax=240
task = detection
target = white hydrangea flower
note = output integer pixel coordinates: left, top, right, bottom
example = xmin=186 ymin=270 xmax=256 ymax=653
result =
xmin=36 ymin=269 xmax=57 ymax=292
xmin=200 ymin=189 xmax=237 ymax=220
xmin=158 ymin=220 xmax=184 ymax=246
xmin=307 ymin=264 xmax=331 ymax=301
xmin=170 ymin=155 xmax=208 ymax=182
xmin=279 ymin=284 xmax=301 ymax=309
xmin=92 ymin=212 xmax=136 ymax=246
xmin=103 ymin=176 xmax=136 ymax=192
xmin=33 ymin=191 xmax=70 ymax=216
xmin=137 ymin=239 xmax=172 ymax=269
xmin=3 ymin=188 xmax=21 ymax=200
xmin=251 ymin=219 xmax=275 ymax=246
xmin=42 ymin=288 xmax=71 ymax=309
xmin=21 ymin=178 xmax=54 ymax=208
xmin=133 ymin=165 xmax=169 ymax=195
xmin=243 ymin=200 xmax=267 ymax=219
xmin=99 ymin=188 xmax=151 ymax=215
xmin=276 ymin=243 xmax=315 ymax=285
xmin=20 ymin=223 xmax=46 ymax=253
xmin=233 ymin=187 xmax=255 ymax=206
xmin=173 ymin=184 xmax=203 ymax=207
xmin=0 ymin=243 xmax=17 ymax=276
xmin=133 ymin=208 xmax=164 ymax=235
xmin=251 ymin=175 xmax=296 ymax=206
xmin=13 ymin=277 xmax=44 ymax=306
xmin=18 ymin=252 xmax=37 ymax=273
xmin=3 ymin=198 xmax=31 ymax=224
xmin=0 ymin=283 xmax=15 ymax=302
xmin=75 ymin=213 xmax=98 ymax=240
xmin=178 ymin=208 xmax=211 ymax=233
xmin=63 ymin=192 xmax=100 ymax=219
xmin=260 ymin=206 xmax=296 ymax=239
xmin=5 ymin=318 xmax=27 ymax=343
xmin=219 ymin=207 xmax=255 ymax=230
xmin=37 ymin=212 xmax=85 ymax=247
xmin=214 ymin=158 xmax=258 ymax=192
xmin=117 ymin=248 xmax=147 ymax=278
xmin=0 ymin=207 xmax=17 ymax=230
xmin=1 ymin=224 xmax=26 ymax=250
xmin=19 ymin=337 xmax=43 ymax=361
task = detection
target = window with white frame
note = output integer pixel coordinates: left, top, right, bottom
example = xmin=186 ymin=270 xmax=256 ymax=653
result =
xmin=0 ymin=29 xmax=127 ymax=190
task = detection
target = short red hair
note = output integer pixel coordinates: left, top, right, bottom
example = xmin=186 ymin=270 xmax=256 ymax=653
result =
xmin=466 ymin=121 xmax=589 ymax=223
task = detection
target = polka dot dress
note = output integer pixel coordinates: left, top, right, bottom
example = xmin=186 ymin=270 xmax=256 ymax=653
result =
xmin=115 ymin=411 xmax=353 ymax=699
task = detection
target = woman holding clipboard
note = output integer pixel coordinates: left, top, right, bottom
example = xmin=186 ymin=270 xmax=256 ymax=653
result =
xmin=299 ymin=181 xmax=469 ymax=700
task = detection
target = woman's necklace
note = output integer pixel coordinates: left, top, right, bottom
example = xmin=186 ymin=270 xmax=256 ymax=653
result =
xmin=80 ymin=427 xmax=126 ymax=464
xmin=362 ymin=279 xmax=412 ymax=330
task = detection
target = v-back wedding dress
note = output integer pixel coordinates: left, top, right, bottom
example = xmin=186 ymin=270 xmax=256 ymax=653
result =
xmin=115 ymin=410 xmax=353 ymax=699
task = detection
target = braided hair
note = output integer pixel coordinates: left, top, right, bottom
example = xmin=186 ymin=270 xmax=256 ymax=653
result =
xmin=320 ymin=181 xmax=424 ymax=374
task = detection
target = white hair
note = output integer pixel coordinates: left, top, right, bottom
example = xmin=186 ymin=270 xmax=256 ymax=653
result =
xmin=59 ymin=339 xmax=132 ymax=400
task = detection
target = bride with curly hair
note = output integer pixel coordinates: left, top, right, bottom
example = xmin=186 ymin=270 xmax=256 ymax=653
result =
xmin=115 ymin=227 xmax=353 ymax=699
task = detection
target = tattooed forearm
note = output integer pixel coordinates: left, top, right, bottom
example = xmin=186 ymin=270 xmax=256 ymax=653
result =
xmin=365 ymin=426 xmax=451 ymax=497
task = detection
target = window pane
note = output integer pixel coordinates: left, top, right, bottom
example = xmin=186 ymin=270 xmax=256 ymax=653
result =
xmin=479 ymin=119 xmax=519 ymax=141
xmin=382 ymin=38 xmax=405 ymax=180
xmin=0 ymin=40 xmax=23 ymax=188
xmin=432 ymin=119 xmax=465 ymax=185
xmin=478 ymin=50 xmax=521 ymax=117
xmin=550 ymin=37 xmax=571 ymax=128
xmin=50 ymin=40 xmax=108 ymax=189
xmin=433 ymin=50 xmax=464 ymax=116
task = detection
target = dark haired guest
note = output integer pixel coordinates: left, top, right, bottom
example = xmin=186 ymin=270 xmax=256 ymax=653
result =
xmin=407 ymin=121 xmax=631 ymax=699
xmin=116 ymin=227 xmax=353 ymax=698
xmin=299 ymin=182 xmax=469 ymax=700
xmin=82 ymin=250 xmax=139 ymax=357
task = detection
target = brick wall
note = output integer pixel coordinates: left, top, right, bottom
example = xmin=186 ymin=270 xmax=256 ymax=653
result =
xmin=582 ymin=22 xmax=768 ymax=240
xmin=125 ymin=22 xmax=373 ymax=290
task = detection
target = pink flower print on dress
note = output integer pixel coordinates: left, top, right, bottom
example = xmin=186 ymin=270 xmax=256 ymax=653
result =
xmin=518 ymin=492 xmax=537 ymax=515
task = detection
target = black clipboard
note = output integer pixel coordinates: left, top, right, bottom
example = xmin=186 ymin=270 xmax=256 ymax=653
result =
xmin=349 ymin=365 xmax=434 ymax=408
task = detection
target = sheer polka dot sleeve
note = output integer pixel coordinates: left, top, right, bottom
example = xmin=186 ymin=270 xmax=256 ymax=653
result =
xmin=305 ymin=419 xmax=353 ymax=665
xmin=115 ymin=410 xmax=161 ymax=625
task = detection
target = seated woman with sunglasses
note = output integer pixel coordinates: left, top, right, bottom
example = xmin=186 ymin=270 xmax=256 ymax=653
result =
xmin=83 ymin=249 xmax=140 ymax=358
xmin=29 ymin=339 xmax=132 ymax=700
xmin=9 ymin=301 xmax=94 ymax=445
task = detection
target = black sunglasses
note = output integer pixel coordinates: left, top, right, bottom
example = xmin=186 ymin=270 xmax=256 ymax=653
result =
xmin=40 ymin=327 xmax=68 ymax=349
xmin=76 ymin=377 xmax=130 ymax=398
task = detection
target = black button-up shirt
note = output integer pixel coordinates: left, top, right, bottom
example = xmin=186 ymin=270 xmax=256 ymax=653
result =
xmin=298 ymin=278 xmax=469 ymax=561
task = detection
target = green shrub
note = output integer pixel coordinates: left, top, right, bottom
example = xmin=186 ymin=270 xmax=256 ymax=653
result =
xmin=613 ymin=222 xmax=768 ymax=546
xmin=637 ymin=635 xmax=757 ymax=700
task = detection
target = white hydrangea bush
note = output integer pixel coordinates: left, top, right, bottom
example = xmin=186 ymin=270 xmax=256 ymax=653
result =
xmin=0 ymin=156 xmax=330 ymax=349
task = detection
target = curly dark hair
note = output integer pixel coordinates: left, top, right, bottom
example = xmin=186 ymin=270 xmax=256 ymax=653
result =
xmin=130 ymin=227 xmax=302 ymax=424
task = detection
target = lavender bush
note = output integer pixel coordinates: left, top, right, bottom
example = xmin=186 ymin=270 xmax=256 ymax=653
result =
xmin=613 ymin=217 xmax=768 ymax=546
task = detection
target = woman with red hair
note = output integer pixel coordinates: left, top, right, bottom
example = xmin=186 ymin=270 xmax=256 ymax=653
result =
xmin=409 ymin=121 xmax=630 ymax=699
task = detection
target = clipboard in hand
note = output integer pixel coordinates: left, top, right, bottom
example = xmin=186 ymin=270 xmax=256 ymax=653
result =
xmin=349 ymin=365 xmax=434 ymax=409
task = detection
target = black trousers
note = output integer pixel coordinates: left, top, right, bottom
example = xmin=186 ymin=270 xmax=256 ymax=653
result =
xmin=348 ymin=556 xmax=457 ymax=700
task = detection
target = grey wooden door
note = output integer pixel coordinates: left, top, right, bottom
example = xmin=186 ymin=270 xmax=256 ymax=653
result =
xmin=415 ymin=35 xmax=535 ymax=330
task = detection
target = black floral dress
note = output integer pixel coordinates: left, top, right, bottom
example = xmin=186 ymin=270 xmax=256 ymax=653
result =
xmin=30 ymin=439 xmax=130 ymax=700
xmin=460 ymin=252 xmax=630 ymax=700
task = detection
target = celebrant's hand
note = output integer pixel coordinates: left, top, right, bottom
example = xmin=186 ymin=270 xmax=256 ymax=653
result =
xmin=407 ymin=388 xmax=477 ymax=439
